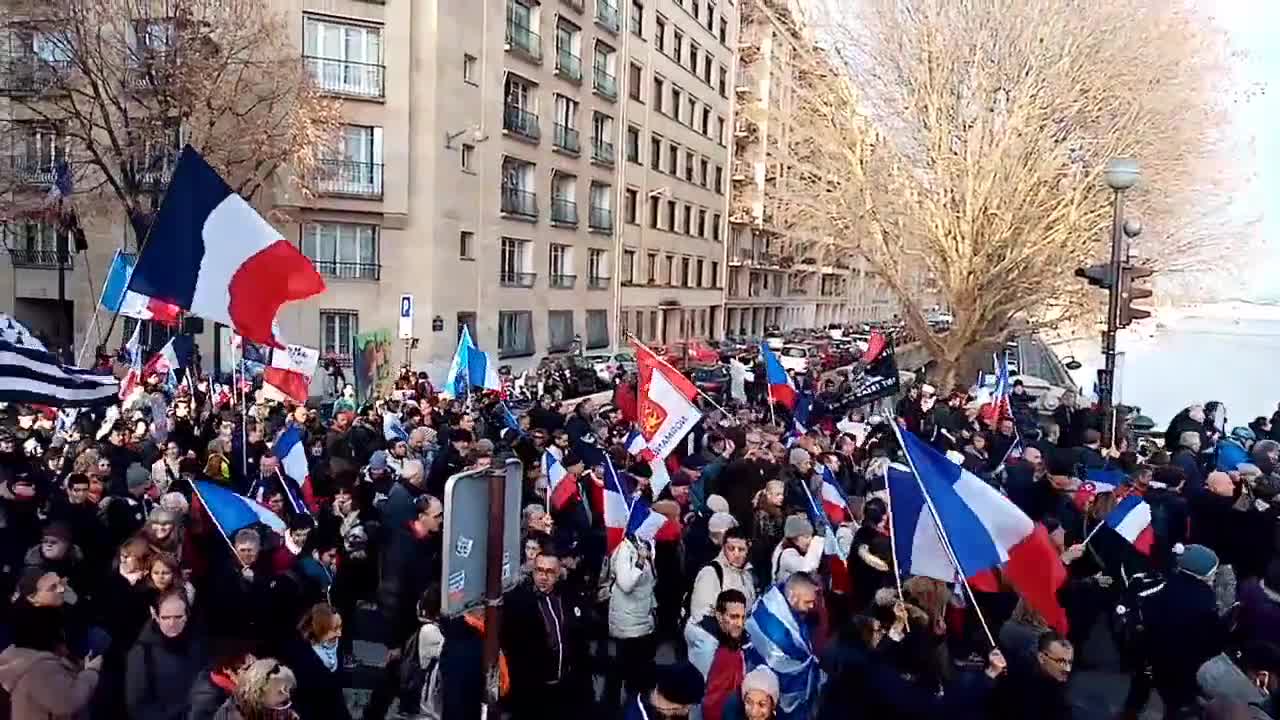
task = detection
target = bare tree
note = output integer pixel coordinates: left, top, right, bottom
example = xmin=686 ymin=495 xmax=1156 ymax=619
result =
xmin=760 ymin=0 xmax=1247 ymax=385
xmin=1 ymin=0 xmax=341 ymax=236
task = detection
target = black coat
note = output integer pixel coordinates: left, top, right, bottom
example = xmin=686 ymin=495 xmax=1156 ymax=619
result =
xmin=186 ymin=671 xmax=232 ymax=720
xmin=1142 ymin=572 xmax=1228 ymax=708
xmin=426 ymin=445 xmax=466 ymax=499
xmin=439 ymin=617 xmax=485 ymax=720
xmin=281 ymin=635 xmax=352 ymax=720
xmin=377 ymin=526 xmax=441 ymax=644
xmin=991 ymin=666 xmax=1071 ymax=720
xmin=502 ymin=583 xmax=587 ymax=695
xmin=125 ymin=622 xmax=209 ymax=720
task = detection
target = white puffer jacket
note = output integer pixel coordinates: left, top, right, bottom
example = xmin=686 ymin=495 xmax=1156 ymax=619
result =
xmin=607 ymin=538 xmax=657 ymax=639
xmin=687 ymin=552 xmax=757 ymax=624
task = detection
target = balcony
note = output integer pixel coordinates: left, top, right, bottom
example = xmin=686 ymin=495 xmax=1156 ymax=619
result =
xmin=503 ymin=105 xmax=541 ymax=142
xmin=549 ymin=273 xmax=577 ymax=289
xmin=588 ymin=276 xmax=610 ymax=290
xmin=731 ymin=161 xmax=750 ymax=182
xmin=7 ymin=248 xmax=71 ymax=269
xmin=595 ymin=1 xmax=620 ymax=32
xmin=555 ymin=49 xmax=582 ymax=82
xmin=305 ymin=57 xmax=385 ymax=99
xmin=125 ymin=52 xmax=176 ymax=91
xmin=551 ymin=197 xmax=578 ymax=225
xmin=315 ymin=160 xmax=384 ymax=198
xmin=131 ymin=153 xmax=177 ymax=191
xmin=11 ymin=157 xmax=60 ymax=187
xmin=562 ymin=0 xmax=584 ymax=11
xmin=501 ymin=185 xmax=538 ymax=219
xmin=591 ymin=138 xmax=615 ymax=166
xmin=1 ymin=58 xmax=72 ymax=95
xmin=500 ymin=270 xmax=537 ymax=288
xmin=553 ymin=124 xmax=580 ymax=154
xmin=592 ymin=66 xmax=617 ymax=100
xmin=312 ymin=260 xmax=381 ymax=281
xmin=588 ymin=206 xmax=613 ymax=232
xmin=505 ymin=20 xmax=543 ymax=63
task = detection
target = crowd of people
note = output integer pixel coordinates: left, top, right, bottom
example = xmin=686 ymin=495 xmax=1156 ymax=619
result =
xmin=0 ymin=345 xmax=1277 ymax=720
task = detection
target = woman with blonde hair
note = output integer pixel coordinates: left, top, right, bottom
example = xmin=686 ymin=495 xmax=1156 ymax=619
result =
xmin=281 ymin=604 xmax=351 ymax=720
xmin=213 ymin=658 xmax=299 ymax=720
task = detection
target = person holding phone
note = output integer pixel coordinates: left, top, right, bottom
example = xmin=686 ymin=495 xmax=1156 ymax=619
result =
xmin=0 ymin=605 xmax=103 ymax=719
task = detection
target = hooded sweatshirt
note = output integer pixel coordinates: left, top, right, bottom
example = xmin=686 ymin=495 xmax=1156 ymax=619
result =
xmin=0 ymin=646 xmax=100 ymax=720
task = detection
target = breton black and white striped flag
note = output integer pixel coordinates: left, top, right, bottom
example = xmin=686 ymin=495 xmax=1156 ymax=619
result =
xmin=0 ymin=338 xmax=119 ymax=406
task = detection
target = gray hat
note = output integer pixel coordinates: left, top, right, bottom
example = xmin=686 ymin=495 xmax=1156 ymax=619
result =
xmin=783 ymin=514 xmax=813 ymax=540
xmin=368 ymin=450 xmax=388 ymax=471
xmin=741 ymin=666 xmax=779 ymax=704
xmin=1177 ymin=543 xmax=1219 ymax=580
xmin=126 ymin=463 xmax=151 ymax=491
xmin=788 ymin=447 xmax=811 ymax=467
xmin=709 ymin=512 xmax=737 ymax=534
xmin=706 ymin=494 xmax=731 ymax=515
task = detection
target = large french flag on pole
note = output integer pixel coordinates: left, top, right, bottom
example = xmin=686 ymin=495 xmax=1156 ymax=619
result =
xmin=1103 ymin=495 xmax=1154 ymax=555
xmin=271 ymin=426 xmax=315 ymax=514
xmin=759 ymin=342 xmax=796 ymax=409
xmin=100 ymin=250 xmax=182 ymax=326
xmin=631 ymin=339 xmax=702 ymax=459
xmin=602 ymin=455 xmax=664 ymax=553
xmin=127 ymin=146 xmax=326 ymax=347
xmin=888 ymin=425 xmax=1068 ymax=633
xmin=194 ymin=480 xmax=286 ymax=538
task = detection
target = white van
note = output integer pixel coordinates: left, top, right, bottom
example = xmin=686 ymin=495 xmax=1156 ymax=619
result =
xmin=780 ymin=344 xmax=817 ymax=374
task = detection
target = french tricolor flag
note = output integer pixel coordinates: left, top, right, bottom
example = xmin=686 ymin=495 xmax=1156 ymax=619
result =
xmin=127 ymin=146 xmax=325 ymax=347
xmin=269 ymin=425 xmax=316 ymax=514
xmin=1103 ymin=495 xmax=1154 ymax=555
xmin=820 ymin=466 xmax=850 ymax=525
xmin=602 ymin=456 xmax=664 ymax=553
xmin=100 ymin=250 xmax=182 ymax=326
xmin=759 ymin=342 xmax=796 ymax=409
xmin=544 ymin=450 xmax=577 ymax=511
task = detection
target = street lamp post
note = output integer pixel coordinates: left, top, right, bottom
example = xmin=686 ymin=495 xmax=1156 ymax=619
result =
xmin=1098 ymin=157 xmax=1139 ymax=447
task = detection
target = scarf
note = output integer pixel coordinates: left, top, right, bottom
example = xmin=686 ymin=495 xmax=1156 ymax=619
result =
xmin=312 ymin=640 xmax=339 ymax=672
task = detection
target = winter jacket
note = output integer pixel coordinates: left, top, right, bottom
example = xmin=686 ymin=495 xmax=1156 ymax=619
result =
xmin=0 ymin=646 xmax=99 ymax=720
xmin=1142 ymin=572 xmax=1228 ymax=710
xmin=438 ymin=617 xmax=485 ymax=720
xmin=607 ymin=538 xmax=657 ymax=639
xmin=769 ymin=539 xmax=823 ymax=586
xmin=502 ymin=582 xmax=586 ymax=692
xmin=688 ymin=552 xmax=757 ymax=624
xmin=186 ymin=671 xmax=236 ymax=720
xmin=1236 ymin=579 xmax=1280 ymax=649
xmin=210 ymin=699 xmax=300 ymax=720
xmin=1215 ymin=438 xmax=1250 ymax=472
xmin=685 ymin=615 xmax=747 ymax=720
xmin=125 ymin=622 xmax=208 ymax=720
xmin=378 ymin=524 xmax=441 ymax=644
xmin=1196 ymin=653 xmax=1276 ymax=720
xmin=280 ymin=636 xmax=352 ymax=720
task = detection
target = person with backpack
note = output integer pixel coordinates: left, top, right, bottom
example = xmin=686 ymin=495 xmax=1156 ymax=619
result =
xmin=397 ymin=586 xmax=445 ymax=720
xmin=687 ymin=526 xmax=757 ymax=626
xmin=503 ymin=548 xmax=588 ymax=720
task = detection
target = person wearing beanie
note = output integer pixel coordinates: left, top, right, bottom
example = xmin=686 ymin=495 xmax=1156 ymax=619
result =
xmin=1140 ymin=543 xmax=1230 ymax=716
xmin=721 ymin=666 xmax=780 ymax=720
xmin=770 ymin=514 xmax=822 ymax=585
xmin=104 ymin=462 xmax=155 ymax=547
xmin=623 ymin=661 xmax=706 ymax=720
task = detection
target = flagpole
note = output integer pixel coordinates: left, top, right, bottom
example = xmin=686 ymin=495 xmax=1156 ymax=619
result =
xmin=889 ymin=421 xmax=998 ymax=648
xmin=624 ymin=332 xmax=735 ymax=421
xmin=74 ymin=311 xmax=100 ymax=366
xmin=238 ymin=341 xmax=249 ymax=482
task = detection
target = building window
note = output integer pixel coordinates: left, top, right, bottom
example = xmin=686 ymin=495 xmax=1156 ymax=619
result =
xmin=549 ymin=244 xmax=574 ymax=287
xmin=689 ymin=43 xmax=700 ymax=74
xmin=719 ymin=17 xmax=728 ymax=43
xmin=682 ymin=205 xmax=692 ymax=235
xmin=628 ymin=62 xmax=643 ymax=101
xmin=665 ymin=199 xmax=677 ymax=231
xmin=684 ymin=150 xmax=695 ymax=182
xmin=648 ymin=310 xmax=658 ymax=340
xmin=702 ymin=52 xmax=713 ymax=84
xmin=672 ymin=30 xmax=683 ymax=62
xmin=655 ymin=15 xmax=666 ymax=51
xmin=551 ymin=172 xmax=578 ymax=225
xmin=625 ymin=126 xmax=641 ymax=163
xmin=301 ymin=222 xmax=380 ymax=280
xmin=321 ymin=310 xmax=359 ymax=363
xmin=697 ymin=209 xmax=707 ymax=237
xmin=304 ymin=16 xmax=384 ymax=98
xmin=695 ymin=258 xmax=704 ymax=287
xmin=461 ymin=143 xmax=475 ymax=171
xmin=665 ymin=255 xmax=675 ymax=284
xmin=647 ymin=251 xmax=658 ymax=283
xmin=586 ymin=309 xmax=609 ymax=348
xmin=555 ymin=21 xmax=582 ymax=81
xmin=699 ymin=158 xmax=709 ymax=186
xmin=593 ymin=42 xmax=617 ymax=100
xmin=501 ymin=157 xmax=538 ymax=218
xmin=718 ymin=65 xmax=727 ymax=96
xmin=498 ymin=311 xmax=534 ymax=358
xmin=670 ymin=86 xmax=682 ymax=120
xmin=459 ymin=230 xmax=474 ymax=259
xmin=319 ymin=125 xmax=383 ymax=197
xmin=666 ymin=143 xmax=678 ymax=174
xmin=681 ymin=257 xmax=691 ymax=287
xmin=589 ymin=182 xmax=613 ymax=232
xmin=716 ymin=115 xmax=725 ymax=145
xmin=652 ymin=76 xmax=665 ymax=113
xmin=464 ymin=53 xmax=478 ymax=84
xmin=503 ymin=75 xmax=540 ymax=141
xmin=648 ymin=195 xmax=660 ymax=228
xmin=624 ymin=188 xmax=639 ymax=223
xmin=710 ymin=260 xmax=719 ymax=287
xmin=588 ymin=248 xmax=608 ymax=289
xmin=553 ymin=94 xmax=580 ymax=153
xmin=500 ymin=236 xmax=535 ymax=286
xmin=629 ymin=1 xmax=644 ymax=37
xmin=711 ymin=213 xmax=721 ymax=240
xmin=650 ymin=134 xmax=662 ymax=170
xmin=457 ymin=312 xmax=478 ymax=342
xmin=700 ymin=106 xmax=711 ymax=135
xmin=713 ymin=164 xmax=723 ymax=193
xmin=622 ymin=249 xmax=636 ymax=283
xmin=548 ymin=310 xmax=575 ymax=351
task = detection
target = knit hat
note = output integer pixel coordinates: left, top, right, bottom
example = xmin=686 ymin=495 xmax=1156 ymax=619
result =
xmin=401 ymin=459 xmax=425 ymax=483
xmin=41 ymin=521 xmax=72 ymax=544
xmin=368 ymin=450 xmax=389 ymax=471
xmin=159 ymin=492 xmax=189 ymax=515
xmin=784 ymin=514 xmax=813 ymax=540
xmin=654 ymin=661 xmax=706 ymax=707
xmin=1176 ymin=543 xmax=1219 ymax=580
xmin=741 ymin=666 xmax=780 ymax=704
xmin=411 ymin=426 xmax=438 ymax=445
xmin=788 ymin=447 xmax=811 ymax=467
xmin=126 ymin=462 xmax=151 ymax=491
xmin=706 ymin=494 xmax=730 ymax=515
xmin=709 ymin=512 xmax=738 ymax=534
xmin=148 ymin=507 xmax=179 ymax=525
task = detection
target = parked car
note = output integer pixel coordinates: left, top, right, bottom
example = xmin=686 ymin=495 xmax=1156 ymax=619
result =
xmin=689 ymin=366 xmax=730 ymax=397
xmin=779 ymin=343 xmax=819 ymax=374
xmin=541 ymin=352 xmax=602 ymax=397
xmin=584 ymin=350 xmax=637 ymax=383
xmin=662 ymin=340 xmax=720 ymax=369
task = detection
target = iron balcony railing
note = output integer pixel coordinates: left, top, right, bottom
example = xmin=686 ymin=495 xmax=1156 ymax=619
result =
xmin=592 ymin=66 xmax=617 ymax=100
xmin=549 ymin=273 xmax=577 ymax=289
xmin=500 ymin=185 xmax=538 ymax=218
xmin=592 ymin=139 xmax=615 ymax=166
xmin=555 ymin=49 xmax=582 ymax=81
xmin=1 ymin=58 xmax=73 ymax=94
xmin=305 ymin=56 xmax=385 ymax=98
xmin=503 ymin=105 xmax=541 ymax=141
xmin=588 ymin=276 xmax=610 ymax=290
xmin=506 ymin=20 xmax=543 ymax=61
xmin=595 ymin=1 xmax=620 ymax=32
xmin=11 ymin=157 xmax=61 ymax=186
xmin=553 ymin=124 xmax=580 ymax=153
xmin=316 ymin=160 xmax=384 ymax=198
xmin=500 ymin=271 xmax=537 ymax=287
xmin=8 ymin=248 xmax=72 ymax=269
xmin=551 ymin=198 xmax=578 ymax=225
xmin=311 ymin=260 xmax=381 ymax=281
xmin=588 ymin=206 xmax=613 ymax=232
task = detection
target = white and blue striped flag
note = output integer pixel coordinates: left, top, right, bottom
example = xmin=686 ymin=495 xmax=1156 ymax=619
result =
xmin=745 ymin=585 xmax=824 ymax=720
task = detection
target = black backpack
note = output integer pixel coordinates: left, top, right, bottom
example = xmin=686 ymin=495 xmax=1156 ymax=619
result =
xmin=1111 ymin=570 xmax=1165 ymax=666
xmin=397 ymin=623 xmax=441 ymax=714
xmin=680 ymin=561 xmax=725 ymax=623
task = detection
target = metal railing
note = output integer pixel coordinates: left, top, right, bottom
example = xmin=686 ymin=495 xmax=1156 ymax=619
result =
xmin=132 ymin=155 xmax=176 ymax=190
xmin=503 ymin=105 xmax=541 ymax=140
xmin=1 ymin=58 xmax=73 ymax=94
xmin=595 ymin=1 xmax=620 ymax=32
xmin=592 ymin=138 xmax=615 ymax=165
xmin=592 ymin=66 xmax=617 ymax=99
xmin=500 ymin=271 xmax=537 ymax=287
xmin=311 ymin=260 xmax=381 ymax=281
xmin=506 ymin=20 xmax=543 ymax=61
xmin=549 ymin=273 xmax=577 ymax=289
xmin=11 ymin=157 xmax=60 ymax=186
xmin=551 ymin=198 xmax=578 ymax=225
xmin=553 ymin=124 xmax=580 ymax=153
xmin=305 ymin=57 xmax=385 ymax=98
xmin=316 ymin=160 xmax=384 ymax=197
xmin=587 ymin=276 xmax=610 ymax=290
xmin=555 ymin=49 xmax=582 ymax=81
xmin=588 ymin=206 xmax=613 ymax=232
xmin=500 ymin=185 xmax=538 ymax=218
xmin=8 ymin=248 xmax=72 ymax=269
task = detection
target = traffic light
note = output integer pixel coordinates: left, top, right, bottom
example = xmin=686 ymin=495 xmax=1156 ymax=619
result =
xmin=1119 ymin=264 xmax=1154 ymax=327
xmin=1074 ymin=264 xmax=1115 ymax=289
